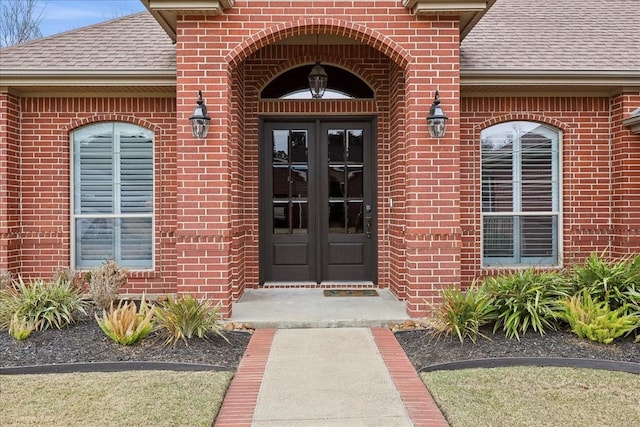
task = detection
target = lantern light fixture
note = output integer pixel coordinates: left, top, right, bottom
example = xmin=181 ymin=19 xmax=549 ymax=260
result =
xmin=427 ymin=90 xmax=448 ymax=138
xmin=308 ymin=34 xmax=328 ymax=99
xmin=189 ymin=90 xmax=211 ymax=139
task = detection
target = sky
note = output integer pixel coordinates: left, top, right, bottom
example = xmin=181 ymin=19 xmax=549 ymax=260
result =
xmin=37 ymin=0 xmax=146 ymax=37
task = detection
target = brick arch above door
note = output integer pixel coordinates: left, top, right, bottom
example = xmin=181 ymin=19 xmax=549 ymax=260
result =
xmin=225 ymin=18 xmax=412 ymax=71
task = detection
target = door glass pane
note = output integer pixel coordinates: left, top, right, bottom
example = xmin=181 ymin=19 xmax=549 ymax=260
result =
xmin=347 ymin=202 xmax=363 ymax=234
xmin=328 ymin=166 xmax=345 ymax=198
xmin=347 ymin=129 xmax=363 ymax=163
xmin=273 ymin=130 xmax=289 ymax=162
xmin=273 ymin=202 xmax=289 ymax=234
xmin=346 ymin=166 xmax=363 ymax=198
xmin=291 ymin=166 xmax=308 ymax=198
xmin=291 ymin=202 xmax=308 ymax=234
xmin=290 ymin=130 xmax=308 ymax=163
xmin=328 ymin=129 xmax=345 ymax=162
xmin=328 ymin=201 xmax=346 ymax=233
xmin=273 ymin=166 xmax=289 ymax=199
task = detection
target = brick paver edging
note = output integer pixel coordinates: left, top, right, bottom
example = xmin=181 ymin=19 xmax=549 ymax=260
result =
xmin=371 ymin=327 xmax=450 ymax=427
xmin=214 ymin=329 xmax=276 ymax=427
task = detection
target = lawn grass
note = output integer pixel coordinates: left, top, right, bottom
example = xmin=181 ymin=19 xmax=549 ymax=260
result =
xmin=422 ymin=367 xmax=640 ymax=427
xmin=1 ymin=370 xmax=234 ymax=427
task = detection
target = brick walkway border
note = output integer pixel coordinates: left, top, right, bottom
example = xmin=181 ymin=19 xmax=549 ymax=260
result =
xmin=214 ymin=328 xmax=449 ymax=426
xmin=371 ymin=327 xmax=450 ymax=427
xmin=214 ymin=329 xmax=276 ymax=427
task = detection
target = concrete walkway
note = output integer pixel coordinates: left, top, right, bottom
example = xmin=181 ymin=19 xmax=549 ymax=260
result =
xmin=215 ymin=328 xmax=449 ymax=427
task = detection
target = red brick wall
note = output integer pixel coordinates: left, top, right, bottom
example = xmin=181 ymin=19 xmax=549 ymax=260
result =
xmin=610 ymin=93 xmax=640 ymax=256
xmin=15 ymin=97 xmax=177 ymax=294
xmin=0 ymin=92 xmax=21 ymax=272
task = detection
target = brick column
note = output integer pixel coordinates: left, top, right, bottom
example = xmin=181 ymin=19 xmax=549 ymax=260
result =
xmin=174 ymin=17 xmax=233 ymax=316
xmin=402 ymin=18 xmax=462 ymax=316
xmin=610 ymin=92 xmax=640 ymax=256
xmin=0 ymin=92 xmax=21 ymax=273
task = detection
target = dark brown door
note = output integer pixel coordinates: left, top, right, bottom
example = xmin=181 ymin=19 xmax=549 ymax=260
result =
xmin=260 ymin=119 xmax=376 ymax=283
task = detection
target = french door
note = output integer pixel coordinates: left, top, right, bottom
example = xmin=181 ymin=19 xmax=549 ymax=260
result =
xmin=260 ymin=119 xmax=377 ymax=283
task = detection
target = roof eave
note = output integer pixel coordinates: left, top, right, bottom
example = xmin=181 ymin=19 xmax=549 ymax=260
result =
xmin=461 ymin=69 xmax=640 ymax=85
xmin=141 ymin=0 xmax=235 ymax=43
xmin=403 ymin=0 xmax=496 ymax=40
xmin=623 ymin=110 xmax=640 ymax=135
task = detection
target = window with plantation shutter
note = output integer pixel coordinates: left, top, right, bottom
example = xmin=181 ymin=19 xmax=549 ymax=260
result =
xmin=72 ymin=123 xmax=153 ymax=269
xmin=481 ymin=121 xmax=561 ymax=267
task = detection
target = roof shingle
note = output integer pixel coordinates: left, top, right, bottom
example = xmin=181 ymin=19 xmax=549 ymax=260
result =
xmin=461 ymin=0 xmax=640 ymax=71
xmin=0 ymin=12 xmax=174 ymax=71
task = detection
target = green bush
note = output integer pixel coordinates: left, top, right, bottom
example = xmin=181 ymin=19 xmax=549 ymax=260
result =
xmin=485 ymin=269 xmax=571 ymax=340
xmin=88 ymin=260 xmax=127 ymax=310
xmin=429 ymin=284 xmax=497 ymax=344
xmin=556 ymin=290 xmax=639 ymax=344
xmin=9 ymin=313 xmax=36 ymax=340
xmin=95 ymin=296 xmax=155 ymax=345
xmin=0 ymin=276 xmax=88 ymax=334
xmin=154 ymin=295 xmax=228 ymax=346
xmin=571 ymin=252 xmax=640 ymax=311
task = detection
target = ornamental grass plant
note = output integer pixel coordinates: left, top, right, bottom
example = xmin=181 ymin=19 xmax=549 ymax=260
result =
xmin=429 ymin=284 xmax=497 ymax=344
xmin=154 ymin=295 xmax=228 ymax=346
xmin=96 ymin=296 xmax=156 ymax=345
xmin=484 ymin=268 xmax=572 ymax=340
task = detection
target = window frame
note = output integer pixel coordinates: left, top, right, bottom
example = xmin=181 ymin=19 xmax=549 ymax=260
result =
xmin=70 ymin=122 xmax=155 ymax=270
xmin=480 ymin=121 xmax=563 ymax=268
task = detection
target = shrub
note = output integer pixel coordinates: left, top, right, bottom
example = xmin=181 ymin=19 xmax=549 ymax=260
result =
xmin=154 ymin=295 xmax=228 ymax=346
xmin=556 ymin=290 xmax=639 ymax=344
xmin=1 ymin=276 xmax=88 ymax=334
xmin=0 ymin=269 xmax=14 ymax=290
xmin=9 ymin=313 xmax=36 ymax=340
xmin=88 ymin=260 xmax=127 ymax=310
xmin=428 ymin=284 xmax=497 ymax=344
xmin=571 ymin=252 xmax=640 ymax=311
xmin=485 ymin=269 xmax=571 ymax=340
xmin=95 ymin=296 xmax=155 ymax=345
xmin=53 ymin=267 xmax=86 ymax=290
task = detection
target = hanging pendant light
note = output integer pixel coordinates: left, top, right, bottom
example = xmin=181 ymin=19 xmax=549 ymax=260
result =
xmin=427 ymin=90 xmax=448 ymax=138
xmin=308 ymin=34 xmax=328 ymax=99
xmin=189 ymin=90 xmax=211 ymax=139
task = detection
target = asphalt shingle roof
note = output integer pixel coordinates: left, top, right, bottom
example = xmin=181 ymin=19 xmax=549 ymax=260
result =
xmin=461 ymin=0 xmax=640 ymax=71
xmin=0 ymin=12 xmax=174 ymax=71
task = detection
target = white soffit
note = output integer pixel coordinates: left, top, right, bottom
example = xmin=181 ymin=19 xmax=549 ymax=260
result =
xmin=403 ymin=0 xmax=495 ymax=39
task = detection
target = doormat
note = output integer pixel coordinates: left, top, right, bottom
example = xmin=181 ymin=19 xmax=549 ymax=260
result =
xmin=323 ymin=289 xmax=379 ymax=297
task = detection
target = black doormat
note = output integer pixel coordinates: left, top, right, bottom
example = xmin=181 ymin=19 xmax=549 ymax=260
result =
xmin=323 ymin=289 xmax=379 ymax=297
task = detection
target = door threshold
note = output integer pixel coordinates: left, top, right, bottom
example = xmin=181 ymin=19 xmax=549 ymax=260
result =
xmin=262 ymin=281 xmax=375 ymax=289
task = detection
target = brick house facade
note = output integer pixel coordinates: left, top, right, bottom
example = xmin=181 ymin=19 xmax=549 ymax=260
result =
xmin=1 ymin=0 xmax=639 ymax=318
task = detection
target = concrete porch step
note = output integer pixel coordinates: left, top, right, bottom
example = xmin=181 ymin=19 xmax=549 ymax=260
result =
xmin=229 ymin=288 xmax=409 ymax=328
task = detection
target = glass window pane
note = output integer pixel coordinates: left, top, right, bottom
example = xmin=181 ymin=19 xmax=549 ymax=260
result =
xmin=328 ymin=166 xmax=345 ymax=198
xmin=273 ymin=202 xmax=289 ymax=234
xmin=347 ymin=129 xmax=363 ymax=163
xmin=347 ymin=166 xmax=363 ymax=198
xmin=483 ymin=216 xmax=514 ymax=257
xmin=521 ymin=182 xmax=552 ymax=211
xmin=273 ymin=166 xmax=289 ymax=199
xmin=291 ymin=166 xmax=308 ymax=198
xmin=328 ymin=201 xmax=346 ymax=233
xmin=290 ymin=130 xmax=308 ymax=163
xmin=76 ymin=131 xmax=114 ymax=214
xmin=273 ymin=130 xmax=289 ymax=162
xmin=347 ymin=202 xmax=363 ymax=234
xmin=328 ymin=129 xmax=345 ymax=162
xmin=120 ymin=134 xmax=153 ymax=213
xmin=76 ymin=218 xmax=114 ymax=267
xmin=291 ymin=202 xmax=308 ymax=234
xmin=120 ymin=218 xmax=152 ymax=267
xmin=521 ymin=216 xmax=555 ymax=259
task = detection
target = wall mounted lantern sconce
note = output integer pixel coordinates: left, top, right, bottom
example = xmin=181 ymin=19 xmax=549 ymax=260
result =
xmin=308 ymin=35 xmax=328 ymax=99
xmin=189 ymin=90 xmax=211 ymax=139
xmin=427 ymin=90 xmax=448 ymax=138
